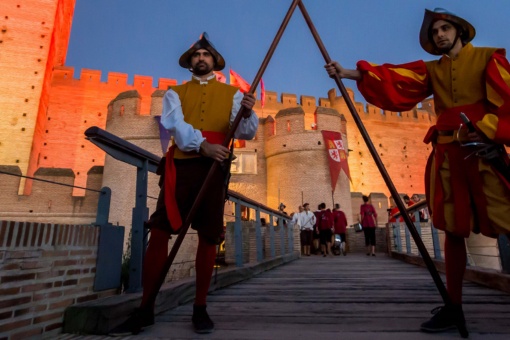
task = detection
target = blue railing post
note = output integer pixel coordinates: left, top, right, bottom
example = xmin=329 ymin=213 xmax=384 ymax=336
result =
xmin=279 ymin=217 xmax=285 ymax=255
xmin=288 ymin=219 xmax=294 ymax=253
xmin=93 ymin=187 xmax=125 ymax=291
xmin=234 ymin=201 xmax=244 ymax=267
xmin=431 ymin=224 xmax=442 ymax=260
xmin=405 ymin=224 xmax=411 ymax=254
xmin=497 ymin=234 xmax=510 ymax=274
xmin=393 ymin=223 xmax=402 ymax=252
xmin=269 ymin=215 xmax=275 ymax=258
xmin=414 ymin=211 xmax=422 ymax=236
xmin=127 ymin=159 xmax=150 ymax=292
xmin=95 ymin=187 xmax=111 ymax=226
xmin=255 ymin=209 xmax=263 ymax=262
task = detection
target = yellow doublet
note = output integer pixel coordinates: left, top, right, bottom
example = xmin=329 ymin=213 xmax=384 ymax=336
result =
xmin=425 ymin=43 xmax=497 ymax=114
xmin=170 ymin=77 xmax=238 ymax=159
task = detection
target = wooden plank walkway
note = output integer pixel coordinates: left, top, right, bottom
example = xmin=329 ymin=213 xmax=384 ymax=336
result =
xmin=58 ymin=253 xmax=510 ymax=339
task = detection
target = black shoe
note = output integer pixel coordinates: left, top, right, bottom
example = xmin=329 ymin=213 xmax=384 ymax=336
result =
xmin=109 ymin=307 xmax=154 ymax=336
xmin=420 ymin=304 xmax=466 ymax=333
xmin=192 ymin=305 xmax=215 ymax=334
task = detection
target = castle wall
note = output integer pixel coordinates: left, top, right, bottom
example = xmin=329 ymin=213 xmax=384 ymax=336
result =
xmin=0 ymin=0 xmax=76 ymax=195
xmin=38 ymin=66 xmax=177 ymax=196
xmin=101 ymin=93 xmax=163 ymax=248
xmin=228 ymin=119 xmax=268 ymax=206
xmin=327 ymin=88 xmax=435 ymax=198
xmin=0 ymin=165 xmax=101 ymax=225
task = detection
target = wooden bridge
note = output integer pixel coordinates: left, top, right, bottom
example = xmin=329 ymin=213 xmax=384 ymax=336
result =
xmin=57 ymin=252 xmax=510 ymax=339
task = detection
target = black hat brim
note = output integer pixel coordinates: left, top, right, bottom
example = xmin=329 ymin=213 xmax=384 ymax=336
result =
xmin=179 ymin=33 xmax=225 ymax=71
xmin=419 ymin=8 xmax=475 ymax=55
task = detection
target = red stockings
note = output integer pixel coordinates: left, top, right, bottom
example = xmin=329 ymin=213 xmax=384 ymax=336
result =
xmin=194 ymin=235 xmax=217 ymax=306
xmin=444 ymin=232 xmax=467 ymax=305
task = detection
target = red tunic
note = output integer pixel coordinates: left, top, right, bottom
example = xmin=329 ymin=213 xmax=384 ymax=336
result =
xmin=333 ymin=209 xmax=347 ymax=234
xmin=356 ymin=44 xmax=510 ymax=237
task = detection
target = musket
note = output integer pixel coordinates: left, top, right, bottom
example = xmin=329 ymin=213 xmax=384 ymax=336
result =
xmin=142 ymin=0 xmax=303 ymax=320
xmin=296 ymin=2 xmax=468 ymax=338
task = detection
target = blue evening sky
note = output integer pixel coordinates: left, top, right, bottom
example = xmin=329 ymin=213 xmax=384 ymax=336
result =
xmin=66 ymin=0 xmax=510 ymax=105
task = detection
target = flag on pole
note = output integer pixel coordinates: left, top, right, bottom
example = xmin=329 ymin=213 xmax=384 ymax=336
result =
xmin=260 ymin=78 xmax=266 ymax=108
xmin=321 ymin=130 xmax=351 ymax=192
xmin=229 ymin=68 xmax=251 ymax=93
xmin=213 ymin=71 xmax=226 ymax=83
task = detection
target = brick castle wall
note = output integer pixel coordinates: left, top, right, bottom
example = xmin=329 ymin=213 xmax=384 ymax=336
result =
xmin=0 ymin=0 xmax=76 ymax=195
xmin=328 ymin=88 xmax=435 ymax=198
xmin=39 ymin=67 xmax=176 ymax=197
xmin=0 ymin=165 xmax=102 ymax=225
xmin=0 ymin=221 xmax=116 ymax=339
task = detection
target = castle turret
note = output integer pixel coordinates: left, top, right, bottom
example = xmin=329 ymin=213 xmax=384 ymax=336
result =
xmin=264 ymin=106 xmax=353 ymax=223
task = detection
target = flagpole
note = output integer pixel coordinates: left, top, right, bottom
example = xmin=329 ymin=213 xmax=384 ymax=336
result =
xmin=141 ymin=0 xmax=303 ymax=317
xmin=296 ymin=0 xmax=457 ymax=322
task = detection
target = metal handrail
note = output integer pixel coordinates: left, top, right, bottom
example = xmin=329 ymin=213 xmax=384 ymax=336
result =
xmin=85 ymin=126 xmax=293 ymax=291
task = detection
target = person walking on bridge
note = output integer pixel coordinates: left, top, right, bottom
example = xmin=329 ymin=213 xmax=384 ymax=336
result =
xmin=110 ymin=32 xmax=258 ymax=336
xmin=326 ymin=7 xmax=510 ymax=333
xmin=299 ymin=203 xmax=316 ymax=256
xmin=332 ymin=203 xmax=348 ymax=255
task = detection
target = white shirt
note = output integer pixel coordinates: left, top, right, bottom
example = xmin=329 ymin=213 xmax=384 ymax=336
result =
xmin=299 ymin=211 xmax=316 ymax=230
xmin=291 ymin=212 xmax=302 ymax=228
xmin=160 ymin=75 xmax=259 ymax=153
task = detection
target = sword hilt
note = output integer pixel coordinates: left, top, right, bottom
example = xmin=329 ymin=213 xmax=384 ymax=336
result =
xmin=459 ymin=112 xmax=476 ymax=133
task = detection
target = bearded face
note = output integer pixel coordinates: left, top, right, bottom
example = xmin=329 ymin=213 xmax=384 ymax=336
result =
xmin=190 ymin=49 xmax=215 ymax=76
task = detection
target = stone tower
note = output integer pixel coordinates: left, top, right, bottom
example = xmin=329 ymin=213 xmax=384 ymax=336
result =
xmin=264 ymin=105 xmax=353 ymax=223
xmin=0 ymin=0 xmax=76 ymax=194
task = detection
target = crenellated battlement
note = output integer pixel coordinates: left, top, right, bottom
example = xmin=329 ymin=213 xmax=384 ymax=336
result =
xmin=41 ymin=66 xmax=437 ymax=200
xmin=52 ymin=66 xmax=178 ymax=92
xmin=326 ymin=88 xmax=436 ymax=124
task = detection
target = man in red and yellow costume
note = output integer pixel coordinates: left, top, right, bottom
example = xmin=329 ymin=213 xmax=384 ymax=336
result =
xmin=111 ymin=32 xmax=258 ymax=336
xmin=326 ymin=7 xmax=510 ymax=334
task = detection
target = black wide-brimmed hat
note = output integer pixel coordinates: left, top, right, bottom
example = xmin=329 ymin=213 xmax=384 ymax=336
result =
xmin=419 ymin=8 xmax=476 ymax=55
xmin=179 ymin=32 xmax=225 ymax=71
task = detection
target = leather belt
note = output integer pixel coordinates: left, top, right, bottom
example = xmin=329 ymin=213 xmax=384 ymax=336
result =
xmin=437 ymin=130 xmax=454 ymax=136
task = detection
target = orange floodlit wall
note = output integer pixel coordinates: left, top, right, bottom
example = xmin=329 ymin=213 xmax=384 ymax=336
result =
xmin=0 ymin=0 xmax=76 ymax=194
xmin=41 ymin=67 xmax=177 ymax=195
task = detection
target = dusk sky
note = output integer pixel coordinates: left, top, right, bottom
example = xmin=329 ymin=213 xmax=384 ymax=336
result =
xmin=66 ymin=0 xmax=510 ymax=106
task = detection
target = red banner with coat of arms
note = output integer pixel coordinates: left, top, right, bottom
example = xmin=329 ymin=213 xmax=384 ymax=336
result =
xmin=321 ymin=130 xmax=351 ymax=192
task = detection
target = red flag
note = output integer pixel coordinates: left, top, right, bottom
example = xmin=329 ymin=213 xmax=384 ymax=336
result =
xmin=229 ymin=69 xmax=251 ymax=93
xmin=321 ymin=130 xmax=351 ymax=192
xmin=213 ymin=71 xmax=226 ymax=83
xmin=260 ymin=78 xmax=266 ymax=108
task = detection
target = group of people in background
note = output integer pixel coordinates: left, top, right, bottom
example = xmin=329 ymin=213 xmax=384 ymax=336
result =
xmin=389 ymin=194 xmax=430 ymax=223
xmin=291 ymin=202 xmax=348 ymax=257
xmin=289 ymin=194 xmax=432 ymax=259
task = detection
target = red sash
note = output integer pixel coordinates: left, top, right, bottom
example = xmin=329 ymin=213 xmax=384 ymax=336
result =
xmin=164 ymin=131 xmax=226 ymax=231
xmin=423 ymin=102 xmax=487 ymax=144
